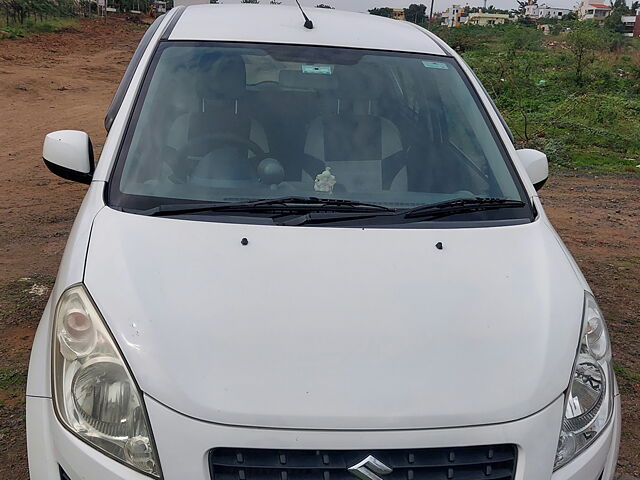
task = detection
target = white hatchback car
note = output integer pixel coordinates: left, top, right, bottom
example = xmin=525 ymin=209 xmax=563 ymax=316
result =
xmin=27 ymin=5 xmax=620 ymax=480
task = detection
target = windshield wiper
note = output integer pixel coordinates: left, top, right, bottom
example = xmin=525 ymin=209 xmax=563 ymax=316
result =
xmin=401 ymin=197 xmax=526 ymax=219
xmin=136 ymin=196 xmax=395 ymax=217
xmin=274 ymin=197 xmax=526 ymax=226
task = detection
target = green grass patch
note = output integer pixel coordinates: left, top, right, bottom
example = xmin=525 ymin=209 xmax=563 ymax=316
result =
xmin=0 ymin=17 xmax=78 ymax=39
xmin=614 ymin=363 xmax=640 ymax=384
xmin=0 ymin=275 xmax=54 ymax=326
xmin=0 ymin=368 xmax=27 ymax=391
xmin=569 ymin=151 xmax=640 ymax=174
xmin=439 ymin=23 xmax=640 ymax=175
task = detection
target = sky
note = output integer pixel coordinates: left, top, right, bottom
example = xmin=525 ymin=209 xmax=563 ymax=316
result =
xmin=279 ymin=0 xmax=580 ymax=15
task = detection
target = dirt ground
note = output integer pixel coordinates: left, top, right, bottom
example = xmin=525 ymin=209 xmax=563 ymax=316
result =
xmin=0 ymin=17 xmax=638 ymax=480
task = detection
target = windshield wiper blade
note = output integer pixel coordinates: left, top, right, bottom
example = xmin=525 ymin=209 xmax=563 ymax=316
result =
xmin=402 ymin=197 xmax=526 ymax=219
xmin=137 ymin=196 xmax=394 ymax=217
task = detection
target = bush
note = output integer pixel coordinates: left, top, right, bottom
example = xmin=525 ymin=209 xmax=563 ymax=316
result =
xmin=434 ymin=21 xmax=640 ymax=173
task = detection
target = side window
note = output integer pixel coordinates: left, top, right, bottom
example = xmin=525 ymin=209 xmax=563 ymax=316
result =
xmin=104 ymin=14 xmax=165 ymax=131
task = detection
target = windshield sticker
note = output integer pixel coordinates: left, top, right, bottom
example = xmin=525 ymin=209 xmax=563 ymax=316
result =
xmin=302 ymin=64 xmax=333 ymax=75
xmin=421 ymin=60 xmax=449 ymax=70
xmin=314 ymin=167 xmax=337 ymax=193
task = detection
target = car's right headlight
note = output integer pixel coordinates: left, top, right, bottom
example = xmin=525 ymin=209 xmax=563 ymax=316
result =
xmin=52 ymin=284 xmax=161 ymax=478
xmin=554 ymin=291 xmax=615 ymax=470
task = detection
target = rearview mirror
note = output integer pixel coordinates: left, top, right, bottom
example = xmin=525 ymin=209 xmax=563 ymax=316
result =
xmin=516 ymin=149 xmax=548 ymax=191
xmin=42 ymin=130 xmax=94 ymax=184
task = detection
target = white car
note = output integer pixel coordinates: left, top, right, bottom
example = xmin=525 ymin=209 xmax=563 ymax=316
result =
xmin=27 ymin=4 xmax=621 ymax=480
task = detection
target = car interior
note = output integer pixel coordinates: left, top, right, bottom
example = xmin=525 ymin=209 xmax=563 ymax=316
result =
xmin=118 ymin=43 xmax=521 ymax=205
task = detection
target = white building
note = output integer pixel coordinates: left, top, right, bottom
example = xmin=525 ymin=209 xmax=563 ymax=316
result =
xmin=174 ymin=0 xmax=208 ymax=6
xmin=621 ymin=15 xmax=638 ymax=36
xmin=466 ymin=12 xmax=512 ymax=25
xmin=524 ymin=3 xmax=539 ymax=17
xmin=577 ymin=0 xmax=611 ymax=23
xmin=440 ymin=4 xmax=469 ymax=27
xmin=538 ymin=4 xmax=571 ymax=18
xmin=525 ymin=3 xmax=571 ymax=19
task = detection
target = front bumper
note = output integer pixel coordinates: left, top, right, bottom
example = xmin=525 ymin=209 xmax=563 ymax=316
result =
xmin=27 ymin=392 xmax=621 ymax=480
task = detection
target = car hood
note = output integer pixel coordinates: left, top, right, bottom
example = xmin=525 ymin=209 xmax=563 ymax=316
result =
xmin=85 ymin=207 xmax=583 ymax=430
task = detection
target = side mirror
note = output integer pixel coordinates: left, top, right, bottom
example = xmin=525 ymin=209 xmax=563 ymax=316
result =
xmin=42 ymin=130 xmax=94 ymax=185
xmin=516 ymin=148 xmax=548 ymax=191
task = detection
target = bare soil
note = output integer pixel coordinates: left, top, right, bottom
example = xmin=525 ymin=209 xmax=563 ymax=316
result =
xmin=0 ymin=16 xmax=638 ymax=480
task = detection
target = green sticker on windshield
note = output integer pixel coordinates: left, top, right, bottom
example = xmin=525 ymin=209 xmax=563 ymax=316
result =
xmin=421 ymin=60 xmax=449 ymax=70
xmin=302 ymin=64 xmax=333 ymax=75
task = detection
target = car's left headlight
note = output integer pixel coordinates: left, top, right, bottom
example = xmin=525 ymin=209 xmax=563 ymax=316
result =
xmin=52 ymin=284 xmax=161 ymax=478
xmin=554 ymin=291 xmax=615 ymax=470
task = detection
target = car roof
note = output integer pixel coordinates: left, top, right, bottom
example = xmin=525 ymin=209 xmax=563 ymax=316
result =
xmin=168 ymin=4 xmax=448 ymax=56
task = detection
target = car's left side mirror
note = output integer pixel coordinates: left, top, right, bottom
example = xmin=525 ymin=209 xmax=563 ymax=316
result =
xmin=42 ymin=130 xmax=94 ymax=185
xmin=516 ymin=148 xmax=548 ymax=191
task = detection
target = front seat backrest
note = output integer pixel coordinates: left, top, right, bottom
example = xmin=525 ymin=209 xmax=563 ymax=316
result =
xmin=303 ymin=63 xmax=406 ymax=192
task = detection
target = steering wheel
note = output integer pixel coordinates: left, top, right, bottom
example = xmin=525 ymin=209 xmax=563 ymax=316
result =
xmin=169 ymin=133 xmax=268 ymax=183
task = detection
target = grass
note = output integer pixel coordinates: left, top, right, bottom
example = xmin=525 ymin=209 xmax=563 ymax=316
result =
xmin=569 ymin=151 xmax=640 ymax=174
xmin=0 ymin=276 xmax=54 ymax=325
xmin=434 ymin=22 xmax=640 ymax=175
xmin=0 ymin=368 xmax=27 ymax=391
xmin=613 ymin=363 xmax=640 ymax=385
xmin=0 ymin=17 xmax=78 ymax=39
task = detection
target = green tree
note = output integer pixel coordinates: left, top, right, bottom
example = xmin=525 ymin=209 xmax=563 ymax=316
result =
xmin=604 ymin=10 xmax=626 ymax=32
xmin=514 ymin=0 xmax=531 ymax=14
xmin=368 ymin=7 xmax=393 ymax=16
xmin=610 ymin=0 xmax=631 ymax=14
xmin=404 ymin=3 xmax=426 ymax=23
xmin=503 ymin=25 xmax=542 ymax=56
xmin=567 ymin=22 xmax=604 ymax=86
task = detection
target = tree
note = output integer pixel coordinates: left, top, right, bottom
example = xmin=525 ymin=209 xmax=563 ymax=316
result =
xmin=632 ymin=0 xmax=640 ymax=12
xmin=316 ymin=3 xmax=333 ymax=7
xmin=567 ymin=22 xmax=604 ymax=86
xmin=404 ymin=3 xmax=426 ymax=23
xmin=514 ymin=0 xmax=532 ymax=14
xmin=368 ymin=7 xmax=393 ymax=17
xmin=604 ymin=9 xmax=626 ymax=32
xmin=503 ymin=25 xmax=542 ymax=57
xmin=610 ymin=0 xmax=631 ymax=14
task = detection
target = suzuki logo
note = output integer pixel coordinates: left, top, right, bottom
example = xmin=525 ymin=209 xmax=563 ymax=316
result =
xmin=348 ymin=456 xmax=393 ymax=480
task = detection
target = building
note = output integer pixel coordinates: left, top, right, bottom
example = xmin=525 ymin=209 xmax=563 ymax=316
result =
xmin=621 ymin=14 xmax=640 ymax=37
xmin=174 ymin=0 xmax=208 ymax=6
xmin=466 ymin=12 xmax=512 ymax=25
xmin=391 ymin=8 xmax=405 ymax=20
xmin=577 ymin=0 xmax=611 ymax=23
xmin=524 ymin=2 xmax=539 ymax=17
xmin=538 ymin=4 xmax=571 ymax=18
xmin=526 ymin=3 xmax=571 ymax=19
xmin=440 ymin=4 xmax=469 ymax=27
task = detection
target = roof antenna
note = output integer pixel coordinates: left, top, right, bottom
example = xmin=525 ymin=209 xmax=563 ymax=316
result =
xmin=294 ymin=0 xmax=314 ymax=29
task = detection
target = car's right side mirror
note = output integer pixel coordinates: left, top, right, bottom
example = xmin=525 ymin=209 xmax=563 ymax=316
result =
xmin=42 ymin=130 xmax=94 ymax=185
xmin=516 ymin=148 xmax=548 ymax=191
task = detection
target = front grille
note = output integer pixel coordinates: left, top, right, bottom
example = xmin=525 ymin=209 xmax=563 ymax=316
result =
xmin=209 ymin=445 xmax=517 ymax=480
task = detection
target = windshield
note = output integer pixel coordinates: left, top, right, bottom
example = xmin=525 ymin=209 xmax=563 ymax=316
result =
xmin=109 ymin=42 xmax=531 ymax=224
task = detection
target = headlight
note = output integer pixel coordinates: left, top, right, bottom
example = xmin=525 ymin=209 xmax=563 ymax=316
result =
xmin=52 ymin=284 xmax=161 ymax=478
xmin=554 ymin=291 xmax=614 ymax=470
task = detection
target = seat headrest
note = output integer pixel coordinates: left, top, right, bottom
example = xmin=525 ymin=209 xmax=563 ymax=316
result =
xmin=197 ymin=55 xmax=247 ymax=100
xmin=336 ymin=63 xmax=386 ymax=101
